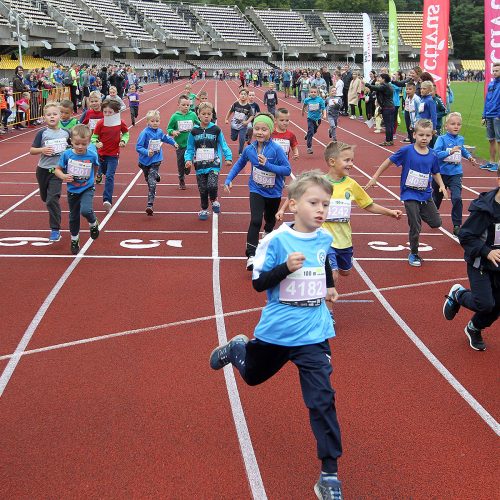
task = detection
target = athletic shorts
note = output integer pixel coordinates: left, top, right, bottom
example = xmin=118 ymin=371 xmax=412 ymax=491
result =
xmin=283 ymin=81 xmax=291 ymax=88
xmin=327 ymin=246 xmax=354 ymax=272
xmin=485 ymin=117 xmax=500 ymax=142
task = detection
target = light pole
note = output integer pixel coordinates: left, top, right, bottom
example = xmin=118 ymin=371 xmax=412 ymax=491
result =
xmin=281 ymin=45 xmax=286 ymax=71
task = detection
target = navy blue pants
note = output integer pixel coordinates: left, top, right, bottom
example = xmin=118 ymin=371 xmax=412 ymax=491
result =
xmin=457 ymin=264 xmax=500 ymax=330
xmin=432 ymin=174 xmax=463 ymax=226
xmin=306 ymin=118 xmax=321 ymax=148
xmin=230 ymin=338 xmax=342 ymax=473
xmin=381 ymin=107 xmax=395 ymax=142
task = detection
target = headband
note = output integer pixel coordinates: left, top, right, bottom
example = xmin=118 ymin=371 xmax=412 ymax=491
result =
xmin=253 ymin=114 xmax=274 ymax=133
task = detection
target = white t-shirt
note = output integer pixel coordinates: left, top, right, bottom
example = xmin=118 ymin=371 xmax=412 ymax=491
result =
xmin=335 ymin=80 xmax=344 ymax=97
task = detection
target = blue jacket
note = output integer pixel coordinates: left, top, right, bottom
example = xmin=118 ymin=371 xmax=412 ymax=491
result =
xmin=483 ymin=77 xmax=500 ymax=118
xmin=225 ymin=140 xmax=291 ymax=198
xmin=433 ymin=132 xmax=471 ymax=176
xmin=419 ymin=95 xmax=437 ymax=130
xmin=136 ymin=126 xmax=176 ymax=166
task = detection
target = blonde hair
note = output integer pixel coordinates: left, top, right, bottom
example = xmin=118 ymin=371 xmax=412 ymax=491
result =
xmin=445 ymin=112 xmax=462 ymax=124
xmin=109 ymin=86 xmax=117 ymax=92
xmin=287 ymin=170 xmax=332 ymax=200
xmin=414 ymin=118 xmax=434 ymax=132
xmin=43 ymin=101 xmax=59 ymax=113
xmin=197 ymin=102 xmax=214 ymax=113
xmin=146 ymin=109 xmax=160 ymax=121
xmin=420 ymin=81 xmax=433 ymax=91
xmin=324 ymin=141 xmax=355 ymax=163
xmin=89 ymin=91 xmax=101 ymax=100
xmin=71 ymin=123 xmax=92 ymax=139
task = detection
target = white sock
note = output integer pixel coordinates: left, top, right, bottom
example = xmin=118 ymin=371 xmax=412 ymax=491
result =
xmin=71 ymin=234 xmax=79 ymax=241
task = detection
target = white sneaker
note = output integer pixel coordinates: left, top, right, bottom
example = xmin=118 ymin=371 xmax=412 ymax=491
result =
xmin=349 ymin=115 xmax=356 ymax=120
xmin=246 ymin=256 xmax=254 ymax=271
xmin=103 ymin=201 xmax=112 ymax=212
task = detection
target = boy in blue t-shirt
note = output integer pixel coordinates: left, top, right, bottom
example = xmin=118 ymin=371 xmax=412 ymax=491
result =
xmin=366 ymin=118 xmax=448 ymax=267
xmin=302 ymin=86 xmax=326 ymax=155
xmin=56 ymin=124 xmax=100 ymax=255
xmin=210 ymin=170 xmax=344 ymax=500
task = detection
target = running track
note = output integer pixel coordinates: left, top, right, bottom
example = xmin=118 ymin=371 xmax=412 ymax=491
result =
xmin=0 ymin=80 xmax=498 ymax=498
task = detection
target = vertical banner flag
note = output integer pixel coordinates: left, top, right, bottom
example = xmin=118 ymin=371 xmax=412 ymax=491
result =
xmin=362 ymin=13 xmax=372 ymax=81
xmin=388 ymin=0 xmax=399 ymax=74
xmin=420 ymin=0 xmax=450 ymax=102
xmin=485 ymin=0 xmax=500 ymax=93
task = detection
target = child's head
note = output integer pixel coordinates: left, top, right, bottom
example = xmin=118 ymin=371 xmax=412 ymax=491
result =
xmin=89 ymin=91 xmax=102 ymax=111
xmin=324 ymin=141 xmax=355 ymax=177
xmin=59 ymin=100 xmax=73 ymax=121
xmin=178 ymin=94 xmax=190 ymax=114
xmin=197 ymin=90 xmax=208 ymax=103
xmin=71 ymin=124 xmax=92 ymax=154
xmin=43 ymin=102 xmax=60 ymax=128
xmin=420 ymin=81 xmax=433 ymax=96
xmin=238 ymin=89 xmax=248 ymax=102
xmin=109 ymin=86 xmax=117 ymax=96
xmin=101 ymin=98 xmax=121 ymax=116
xmin=197 ymin=102 xmax=214 ymax=125
xmin=252 ymin=113 xmax=274 ymax=142
xmin=329 ymin=86 xmax=336 ymax=96
xmin=22 ymin=92 xmax=30 ymax=100
xmin=184 ymin=83 xmax=192 ymax=91
xmin=275 ymin=108 xmax=290 ymax=132
xmin=413 ymin=119 xmax=434 ymax=146
xmin=146 ymin=109 xmax=161 ymax=128
xmin=248 ymin=90 xmax=255 ymax=102
xmin=405 ymin=82 xmax=416 ymax=97
xmin=129 ymin=84 xmax=136 ymax=92
xmin=287 ymin=170 xmax=332 ymax=231
xmin=445 ymin=112 xmax=462 ymax=135
xmin=309 ymin=86 xmax=318 ymax=97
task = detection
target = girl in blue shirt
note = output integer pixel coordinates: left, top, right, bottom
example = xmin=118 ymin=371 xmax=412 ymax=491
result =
xmin=224 ymin=113 xmax=291 ymax=270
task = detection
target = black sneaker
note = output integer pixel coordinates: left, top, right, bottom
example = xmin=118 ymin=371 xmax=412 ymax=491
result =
xmin=71 ymin=238 xmax=80 ymax=255
xmin=89 ymin=221 xmax=100 ymax=240
xmin=146 ymin=206 xmax=154 ymax=216
xmin=209 ymin=334 xmax=249 ymax=370
xmin=453 ymin=225 xmax=461 ymax=236
xmin=156 ymin=173 xmax=161 ymax=182
xmin=95 ymin=173 xmax=102 ymax=184
xmin=464 ymin=323 xmax=486 ymax=351
xmin=443 ymin=284 xmax=465 ymax=320
xmin=179 ymin=178 xmax=186 ymax=190
xmin=314 ymin=475 xmax=343 ymax=500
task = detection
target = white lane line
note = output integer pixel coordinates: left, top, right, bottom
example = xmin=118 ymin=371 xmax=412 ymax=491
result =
xmin=214 ymin=79 xmax=267 ymax=499
xmin=0 ymin=189 xmax=39 ymax=219
xmin=353 ymin=259 xmax=500 ymax=436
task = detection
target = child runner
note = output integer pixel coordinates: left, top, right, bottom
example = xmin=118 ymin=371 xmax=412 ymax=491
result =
xmin=225 ymin=88 xmax=254 ymax=157
xmin=402 ymin=82 xmax=421 ymax=143
xmin=126 ymin=83 xmax=140 ymax=126
xmin=272 ymin=108 xmax=299 ymax=160
xmin=167 ymin=94 xmax=200 ymax=190
xmin=443 ymin=168 xmax=500 ymax=351
xmin=224 ymin=113 xmax=291 ymax=270
xmin=417 ymin=81 xmax=437 ymax=146
xmin=325 ymin=87 xmax=342 ymax=142
xmin=106 ymin=86 xmax=126 ymax=112
xmin=136 ymin=109 xmax=178 ymax=215
xmin=263 ymin=82 xmax=278 ymax=116
xmin=56 ymin=124 xmax=100 ymax=254
xmin=432 ymin=84 xmax=447 ymax=137
xmin=366 ymin=119 xmax=448 ymax=267
xmin=184 ymin=83 xmax=197 ymax=112
xmin=59 ymin=100 xmax=79 ymax=131
xmin=185 ymin=102 xmax=232 ymax=220
xmin=302 ymin=86 xmax=326 ymax=155
xmin=210 ymin=170 xmax=344 ymax=500
xmin=432 ymin=112 xmax=478 ymax=236
xmin=195 ymin=90 xmax=217 ymax=123
xmin=92 ymin=99 xmax=129 ymax=211
xmin=79 ymin=91 xmax=103 ymax=134
xmin=245 ymin=90 xmax=260 ymax=144
xmin=30 ymin=102 xmax=70 ymax=242
xmin=481 ymin=62 xmax=500 ymax=172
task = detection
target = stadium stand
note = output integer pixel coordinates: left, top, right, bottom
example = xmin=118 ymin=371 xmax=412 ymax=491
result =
xmin=323 ymin=12 xmax=378 ymax=48
xmin=188 ymin=60 xmax=272 ymax=71
xmin=52 ymin=57 xmax=115 ymax=67
xmin=4 ymin=0 xmax=59 ymax=29
xmin=190 ymin=4 xmax=264 ymax=46
xmin=116 ymin=58 xmax=195 ymax=70
xmin=0 ymin=55 xmax=55 ymax=70
xmin=397 ymin=12 xmax=452 ymax=49
xmin=461 ymin=60 xmax=485 ymax=71
xmin=302 ymin=11 xmax=337 ymax=45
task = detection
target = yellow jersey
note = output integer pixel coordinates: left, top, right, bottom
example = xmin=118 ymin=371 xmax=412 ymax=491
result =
xmin=322 ymin=175 xmax=373 ymax=249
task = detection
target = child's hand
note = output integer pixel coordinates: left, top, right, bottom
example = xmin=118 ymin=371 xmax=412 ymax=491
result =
xmin=185 ymin=160 xmax=193 ymax=170
xmin=325 ymin=287 xmax=339 ymax=304
xmin=96 ymin=142 xmax=103 ymax=149
xmin=365 ymin=178 xmax=378 ymax=189
xmin=148 ymin=149 xmax=154 ymax=157
xmin=286 ymin=252 xmax=305 ymax=272
xmin=42 ymin=146 xmax=54 ymax=156
xmin=486 ymin=249 xmax=500 ymax=267
xmin=225 ymin=160 xmax=232 ymax=167
xmin=292 ymin=151 xmax=299 ymax=160
xmin=481 ymin=118 xmax=486 ymax=126
xmin=224 ymin=182 xmax=232 ymax=193
xmin=171 ymin=130 xmax=180 ymax=137
xmin=450 ymin=146 xmax=461 ymax=153
xmin=439 ymin=185 xmax=449 ymax=200
xmin=275 ymin=210 xmax=285 ymax=221
xmin=225 ymin=119 xmax=229 ymax=124
xmin=64 ymin=174 xmax=74 ymax=183
xmin=174 ymin=143 xmax=179 ymax=149
xmin=469 ymin=157 xmax=478 ymax=165
xmin=119 ymin=141 xmax=126 ymax=148
xmin=257 ymin=154 xmax=267 ymax=166
xmin=390 ymin=209 xmax=403 ymax=219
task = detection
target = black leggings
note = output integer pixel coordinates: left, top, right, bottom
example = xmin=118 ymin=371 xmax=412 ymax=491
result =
xmin=246 ymin=192 xmax=281 ymax=256
xmin=196 ymin=171 xmax=219 ymax=210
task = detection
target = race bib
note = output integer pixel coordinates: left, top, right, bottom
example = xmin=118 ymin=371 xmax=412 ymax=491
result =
xmin=148 ymin=139 xmax=161 ymax=152
xmin=405 ymin=100 xmax=415 ymax=112
xmin=405 ymin=169 xmax=429 ymax=190
xmin=279 ymin=267 xmax=326 ymax=307
xmin=67 ymin=158 xmax=92 ymax=179
xmin=178 ymin=120 xmax=193 ymax=132
xmin=45 ymin=137 xmax=67 ymax=154
xmin=418 ymin=103 xmax=425 ymax=113
xmin=309 ymin=103 xmax=320 ymax=111
xmin=129 ymin=95 xmax=137 ymax=101
xmin=494 ymin=223 xmax=500 ymax=247
xmin=195 ymin=147 xmax=215 ymax=162
xmin=103 ymin=113 xmax=121 ymax=127
xmin=326 ymin=199 xmax=351 ymax=222
xmin=273 ymin=138 xmax=290 ymax=153
xmin=234 ymin=111 xmax=246 ymax=122
xmin=252 ymin=166 xmax=275 ymax=187
xmin=267 ymin=95 xmax=275 ymax=102
xmin=443 ymin=151 xmax=462 ymax=163
xmin=88 ymin=119 xmax=99 ymax=131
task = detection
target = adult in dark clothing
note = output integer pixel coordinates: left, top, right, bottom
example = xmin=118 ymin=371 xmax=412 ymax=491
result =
xmin=99 ymin=67 xmax=109 ymax=97
xmin=13 ymin=66 xmax=28 ymax=128
xmin=321 ymin=66 xmax=333 ymax=92
xmin=341 ymin=66 xmax=352 ymax=115
xmin=365 ymin=70 xmax=378 ymax=120
xmin=408 ymin=67 xmax=423 ymax=96
xmin=108 ymin=67 xmax=125 ymax=97
xmin=364 ymin=74 xmax=395 ymax=145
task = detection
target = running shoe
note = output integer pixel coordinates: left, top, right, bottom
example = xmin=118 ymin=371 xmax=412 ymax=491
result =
xmin=198 ymin=210 xmax=209 ymax=220
xmin=146 ymin=206 xmax=154 ymax=216
xmin=156 ymin=173 xmax=161 ymax=182
xmin=479 ymin=162 xmax=493 ymax=170
xmin=95 ymin=173 xmax=102 ymax=184
xmin=488 ymin=163 xmax=498 ymax=172
xmin=212 ymin=201 xmax=220 ymax=214
xmin=464 ymin=322 xmax=486 ymax=351
xmin=314 ymin=475 xmax=343 ymax=500
xmin=49 ymin=229 xmax=61 ymax=242
xmin=179 ymin=178 xmax=186 ymax=190
xmin=246 ymin=256 xmax=254 ymax=271
xmin=103 ymin=201 xmax=112 ymax=212
xmin=89 ymin=220 xmax=100 ymax=240
xmin=453 ymin=225 xmax=461 ymax=236
xmin=408 ymin=253 xmax=422 ymax=267
xmin=443 ymin=284 xmax=465 ymax=320
xmin=307 ymin=148 xmax=313 ymax=154
xmin=209 ymin=334 xmax=249 ymax=370
xmin=71 ymin=238 xmax=80 ymax=255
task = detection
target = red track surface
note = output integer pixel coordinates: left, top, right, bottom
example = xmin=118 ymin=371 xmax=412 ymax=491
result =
xmin=0 ymin=80 xmax=498 ymax=498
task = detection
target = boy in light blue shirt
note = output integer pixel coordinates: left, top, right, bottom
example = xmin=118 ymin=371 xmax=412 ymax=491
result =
xmin=210 ymin=170 xmax=344 ymax=500
xmin=302 ymin=86 xmax=326 ymax=155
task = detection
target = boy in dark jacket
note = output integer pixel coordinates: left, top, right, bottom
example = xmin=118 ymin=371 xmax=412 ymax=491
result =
xmin=443 ymin=169 xmax=500 ymax=350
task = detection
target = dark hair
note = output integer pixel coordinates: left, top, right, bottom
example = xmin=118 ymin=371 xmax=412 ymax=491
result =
xmin=420 ymin=72 xmax=435 ymax=83
xmin=59 ymin=99 xmax=74 ymax=109
xmin=379 ymin=73 xmax=391 ymax=83
xmin=101 ymin=99 xmax=121 ymax=113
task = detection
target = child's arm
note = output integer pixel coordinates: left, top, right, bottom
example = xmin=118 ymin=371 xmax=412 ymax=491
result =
xmin=118 ymin=96 xmax=126 ymax=112
xmin=184 ymin=132 xmax=195 ymax=168
xmin=459 ymin=211 xmax=500 ymax=266
xmin=321 ymin=99 xmax=326 ymax=120
xmin=161 ymin=133 xmax=178 ymax=148
xmin=432 ymin=173 xmax=449 ymax=199
xmin=224 ymin=149 xmax=248 ymax=192
xmin=263 ymin=92 xmax=268 ymax=105
xmin=79 ymin=110 xmax=88 ymax=124
xmin=135 ymin=131 xmax=150 ymax=156
xmin=119 ymin=122 xmax=130 ymax=147
xmin=432 ymin=135 xmax=454 ymax=160
xmin=30 ymin=130 xmax=53 ymax=156
xmin=259 ymin=147 xmax=291 ymax=176
xmin=301 ymin=101 xmax=307 ymax=116
xmin=225 ymin=105 xmax=234 ymax=124
xmin=54 ymin=166 xmax=73 ymax=182
xmin=429 ymin=100 xmax=437 ymax=132
xmin=275 ymin=198 xmax=289 ymax=221
xmin=365 ymin=158 xmax=393 ymax=188
xmin=363 ymin=202 xmax=402 ymax=219
xmin=291 ymin=145 xmax=299 ymax=160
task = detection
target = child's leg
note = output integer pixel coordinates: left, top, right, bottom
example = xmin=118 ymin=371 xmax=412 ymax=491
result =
xmin=350 ymin=104 xmax=356 ymax=116
xmin=44 ymin=171 xmax=62 ymax=231
xmin=246 ymin=124 xmax=253 ymax=143
xmin=247 ymin=192 xmax=266 ymax=257
xmin=291 ymin=341 xmax=342 ymax=474
xmin=175 ymin=147 xmax=186 ymax=185
xmin=238 ymin=127 xmax=247 ymax=155
xmin=420 ymin=198 xmax=442 ymax=231
xmin=306 ymin=118 xmax=315 ymax=148
xmin=262 ymin=196 xmax=281 ymax=234
xmin=358 ymin=99 xmax=363 ymax=117
xmin=196 ymin=173 xmax=209 ymax=210
xmin=139 ymin=163 xmax=149 ymax=182
xmin=102 ymin=156 xmax=118 ymax=204
xmin=207 ymin=170 xmax=219 ymax=203
xmin=447 ymin=174 xmax=463 ymax=227
xmin=230 ymin=127 xmax=239 ymax=144
xmin=67 ymin=192 xmax=82 ymax=237
xmin=404 ymin=200 xmax=423 ymax=254
xmin=147 ymin=163 xmax=159 ymax=207
xmin=431 ymin=177 xmax=445 ymax=210
xmin=79 ymin=186 xmax=97 ymax=225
